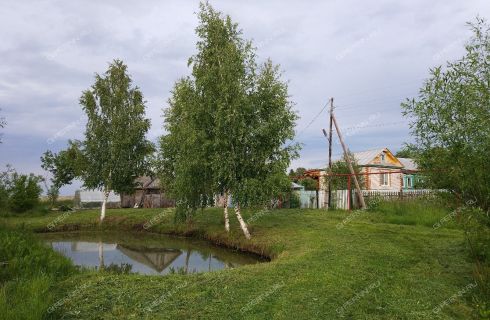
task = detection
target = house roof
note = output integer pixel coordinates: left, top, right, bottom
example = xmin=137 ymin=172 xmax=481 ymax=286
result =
xmin=75 ymin=190 xmax=120 ymax=203
xmin=351 ymin=148 xmax=387 ymax=165
xmin=398 ymin=158 xmax=418 ymax=171
xmin=291 ymin=182 xmax=305 ymax=190
xmin=135 ymin=176 xmax=161 ymax=189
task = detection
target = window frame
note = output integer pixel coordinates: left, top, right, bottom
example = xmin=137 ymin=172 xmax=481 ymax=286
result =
xmin=380 ymin=173 xmax=390 ymax=186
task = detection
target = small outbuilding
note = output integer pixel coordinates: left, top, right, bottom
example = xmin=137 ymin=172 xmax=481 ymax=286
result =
xmin=121 ymin=176 xmax=175 ymax=208
xmin=74 ymin=190 xmax=121 ymax=209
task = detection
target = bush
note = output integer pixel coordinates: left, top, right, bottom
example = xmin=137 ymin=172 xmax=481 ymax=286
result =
xmin=289 ymin=192 xmax=301 ymax=209
xmin=9 ymin=174 xmax=43 ymax=213
xmin=0 ymin=166 xmax=43 ymax=214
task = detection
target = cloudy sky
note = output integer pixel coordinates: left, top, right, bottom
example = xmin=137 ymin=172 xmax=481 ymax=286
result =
xmin=1 ymin=0 xmax=488 ymax=195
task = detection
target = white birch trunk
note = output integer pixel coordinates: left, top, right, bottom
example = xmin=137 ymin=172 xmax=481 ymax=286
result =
xmin=234 ymin=203 xmax=251 ymax=239
xmin=224 ymin=192 xmax=230 ymax=232
xmin=100 ymin=190 xmax=109 ymax=222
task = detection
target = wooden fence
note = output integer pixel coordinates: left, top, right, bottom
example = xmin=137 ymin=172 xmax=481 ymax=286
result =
xmin=330 ymin=189 xmax=439 ymax=210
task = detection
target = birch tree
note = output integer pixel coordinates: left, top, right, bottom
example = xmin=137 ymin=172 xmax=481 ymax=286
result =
xmin=159 ymin=3 xmax=298 ymax=238
xmin=80 ymin=60 xmax=153 ymax=222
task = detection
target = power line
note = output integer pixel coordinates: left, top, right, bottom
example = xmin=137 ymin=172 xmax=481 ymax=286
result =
xmin=342 ymin=120 xmax=409 ymax=131
xmin=293 ymin=100 xmax=329 ymax=141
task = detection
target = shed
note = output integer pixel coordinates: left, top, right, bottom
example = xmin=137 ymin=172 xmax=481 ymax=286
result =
xmin=121 ymin=177 xmax=175 ymax=208
xmin=74 ymin=190 xmax=121 ymax=209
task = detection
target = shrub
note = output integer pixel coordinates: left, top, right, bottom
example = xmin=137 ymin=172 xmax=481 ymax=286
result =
xmin=8 ymin=173 xmax=43 ymax=213
xmin=289 ymin=192 xmax=301 ymax=209
xmin=0 ymin=166 xmax=43 ymax=214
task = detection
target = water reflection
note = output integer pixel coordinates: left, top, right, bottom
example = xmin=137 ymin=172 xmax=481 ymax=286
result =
xmin=40 ymin=232 xmax=263 ymax=275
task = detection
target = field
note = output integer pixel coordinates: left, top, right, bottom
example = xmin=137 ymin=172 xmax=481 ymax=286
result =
xmin=0 ymin=205 xmax=480 ymax=319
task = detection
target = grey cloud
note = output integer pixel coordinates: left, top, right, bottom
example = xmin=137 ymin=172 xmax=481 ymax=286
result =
xmin=0 ymin=0 xmax=488 ymax=195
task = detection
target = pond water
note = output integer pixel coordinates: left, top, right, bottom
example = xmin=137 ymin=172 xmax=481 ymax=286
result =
xmin=39 ymin=232 xmax=264 ymax=275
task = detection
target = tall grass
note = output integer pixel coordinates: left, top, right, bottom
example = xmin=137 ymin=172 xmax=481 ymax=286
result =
xmin=367 ymin=198 xmax=459 ymax=229
xmin=0 ymin=225 xmax=76 ymax=319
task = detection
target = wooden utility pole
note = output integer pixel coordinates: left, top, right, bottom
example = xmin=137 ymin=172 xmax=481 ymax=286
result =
xmin=331 ymin=113 xmax=367 ymax=210
xmin=327 ymin=98 xmax=334 ymax=209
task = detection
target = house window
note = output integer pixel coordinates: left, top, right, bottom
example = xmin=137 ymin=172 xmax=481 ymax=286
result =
xmin=380 ymin=173 xmax=390 ymax=186
xmin=380 ymin=153 xmax=386 ymax=163
xmin=406 ymin=176 xmax=412 ymax=188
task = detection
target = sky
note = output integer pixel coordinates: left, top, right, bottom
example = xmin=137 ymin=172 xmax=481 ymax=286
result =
xmin=0 ymin=0 xmax=488 ymax=195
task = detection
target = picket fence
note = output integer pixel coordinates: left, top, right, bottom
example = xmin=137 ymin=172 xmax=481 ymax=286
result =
xmin=295 ymin=189 xmax=439 ymax=210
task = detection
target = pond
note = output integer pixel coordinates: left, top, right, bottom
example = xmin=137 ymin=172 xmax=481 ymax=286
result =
xmin=39 ymin=232 xmax=264 ymax=275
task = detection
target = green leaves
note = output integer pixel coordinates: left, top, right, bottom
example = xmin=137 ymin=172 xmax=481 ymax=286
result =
xmin=80 ymin=59 xmax=153 ymax=194
xmin=159 ymin=2 xmax=298 ymax=214
xmin=402 ymin=18 xmax=490 ymax=210
xmin=41 ymin=60 xmax=153 ymax=198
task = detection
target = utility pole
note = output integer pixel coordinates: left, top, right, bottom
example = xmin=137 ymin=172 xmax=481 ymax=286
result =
xmin=331 ymin=112 xmax=367 ymax=210
xmin=327 ymin=98 xmax=334 ymax=209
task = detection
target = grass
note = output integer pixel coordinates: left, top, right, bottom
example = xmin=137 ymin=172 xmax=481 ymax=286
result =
xmin=0 ymin=203 xmax=483 ymax=319
xmin=366 ymin=199 xmax=460 ymax=228
xmin=0 ymin=225 xmax=77 ymax=320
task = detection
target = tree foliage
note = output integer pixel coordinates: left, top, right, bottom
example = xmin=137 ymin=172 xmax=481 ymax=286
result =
xmin=40 ymin=140 xmax=84 ymax=190
xmin=325 ymin=153 xmax=364 ymax=190
xmin=402 ymin=18 xmax=490 ymax=210
xmin=79 ymin=60 xmax=153 ymax=195
xmin=159 ymin=2 xmax=298 ymax=219
xmin=0 ymin=166 xmax=43 ymax=214
xmin=394 ymin=145 xmax=418 ymax=159
xmin=41 ymin=60 xmax=153 ymax=219
xmin=289 ymin=168 xmax=317 ymax=190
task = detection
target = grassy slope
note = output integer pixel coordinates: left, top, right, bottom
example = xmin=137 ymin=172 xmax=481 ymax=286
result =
xmin=2 ymin=208 xmax=477 ymax=319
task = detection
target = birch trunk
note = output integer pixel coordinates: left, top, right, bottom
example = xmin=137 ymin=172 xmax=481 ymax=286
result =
xmin=100 ymin=190 xmax=109 ymax=222
xmin=234 ymin=203 xmax=251 ymax=239
xmin=224 ymin=192 xmax=230 ymax=232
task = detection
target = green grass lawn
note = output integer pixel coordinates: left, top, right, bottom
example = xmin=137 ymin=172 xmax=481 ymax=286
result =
xmin=0 ymin=206 xmax=480 ymax=319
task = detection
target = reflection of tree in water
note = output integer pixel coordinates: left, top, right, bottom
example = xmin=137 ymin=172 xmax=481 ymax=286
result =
xmin=98 ymin=241 xmax=104 ymax=270
xmin=103 ymin=263 xmax=133 ymax=274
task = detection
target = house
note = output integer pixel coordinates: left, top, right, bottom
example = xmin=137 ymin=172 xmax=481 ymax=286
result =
xmin=74 ymin=190 xmax=121 ymax=209
xmin=305 ymin=148 xmax=419 ymax=192
xmin=353 ymin=148 xmax=404 ymax=191
xmin=398 ymin=157 xmax=420 ymax=190
xmin=120 ymin=177 xmax=175 ymax=208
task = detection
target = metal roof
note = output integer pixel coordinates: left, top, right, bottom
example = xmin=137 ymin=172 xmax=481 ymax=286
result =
xmin=135 ymin=176 xmax=160 ymax=189
xmin=351 ymin=148 xmax=387 ymax=165
xmin=398 ymin=158 xmax=418 ymax=171
xmin=291 ymin=182 xmax=305 ymax=190
xmin=75 ymin=190 xmax=120 ymax=203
